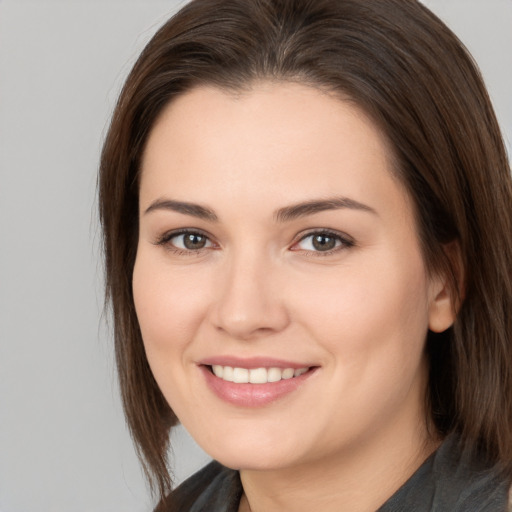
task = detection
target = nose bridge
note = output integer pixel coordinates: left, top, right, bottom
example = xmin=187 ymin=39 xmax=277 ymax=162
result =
xmin=212 ymin=243 xmax=289 ymax=339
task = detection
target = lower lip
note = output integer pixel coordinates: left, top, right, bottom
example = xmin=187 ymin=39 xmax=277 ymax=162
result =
xmin=200 ymin=365 xmax=317 ymax=407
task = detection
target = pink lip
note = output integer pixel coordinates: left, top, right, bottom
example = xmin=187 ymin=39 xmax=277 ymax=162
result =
xmin=199 ymin=356 xmax=312 ymax=369
xmin=199 ymin=364 xmax=318 ymax=408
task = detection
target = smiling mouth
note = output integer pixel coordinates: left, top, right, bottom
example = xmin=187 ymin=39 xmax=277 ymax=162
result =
xmin=208 ymin=365 xmax=312 ymax=384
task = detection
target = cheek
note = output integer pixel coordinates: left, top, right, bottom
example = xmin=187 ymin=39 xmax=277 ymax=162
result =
xmin=288 ymin=256 xmax=431 ymax=442
xmin=132 ymin=252 xmax=211 ymax=360
xmin=291 ymin=251 xmax=431 ymax=369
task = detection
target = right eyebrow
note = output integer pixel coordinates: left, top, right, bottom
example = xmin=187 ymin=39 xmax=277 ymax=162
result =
xmin=274 ymin=196 xmax=377 ymax=222
xmin=143 ymin=199 xmax=218 ymax=222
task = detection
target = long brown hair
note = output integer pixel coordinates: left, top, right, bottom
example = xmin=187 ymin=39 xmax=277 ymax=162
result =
xmin=99 ymin=0 xmax=512 ymax=500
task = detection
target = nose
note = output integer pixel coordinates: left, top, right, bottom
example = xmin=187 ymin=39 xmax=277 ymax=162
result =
xmin=210 ymin=251 xmax=290 ymax=340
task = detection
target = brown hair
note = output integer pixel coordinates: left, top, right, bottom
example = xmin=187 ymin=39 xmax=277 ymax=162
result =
xmin=99 ymin=0 xmax=512 ymax=501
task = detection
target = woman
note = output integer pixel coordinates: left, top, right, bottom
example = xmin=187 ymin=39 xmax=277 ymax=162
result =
xmin=99 ymin=0 xmax=512 ymax=510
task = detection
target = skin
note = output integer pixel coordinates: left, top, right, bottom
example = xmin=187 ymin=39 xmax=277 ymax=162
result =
xmin=133 ymin=82 xmax=455 ymax=512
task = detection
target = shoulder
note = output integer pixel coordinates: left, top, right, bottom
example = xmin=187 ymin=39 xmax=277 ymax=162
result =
xmin=430 ymin=436 xmax=512 ymax=512
xmin=156 ymin=461 xmax=241 ymax=512
xmin=171 ymin=461 xmax=228 ymax=509
xmin=380 ymin=435 xmax=511 ymax=511
xmin=430 ymin=437 xmax=512 ymax=512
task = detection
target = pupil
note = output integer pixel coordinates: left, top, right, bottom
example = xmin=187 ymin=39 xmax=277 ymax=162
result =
xmin=312 ymin=234 xmax=336 ymax=251
xmin=184 ymin=234 xmax=206 ymax=249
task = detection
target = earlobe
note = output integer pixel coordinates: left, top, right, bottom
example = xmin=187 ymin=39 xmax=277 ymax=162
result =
xmin=428 ymin=242 xmax=464 ymax=333
xmin=428 ymin=282 xmax=456 ymax=333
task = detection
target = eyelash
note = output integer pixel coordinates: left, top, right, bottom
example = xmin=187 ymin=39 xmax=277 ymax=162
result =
xmin=154 ymin=229 xmax=215 ymax=256
xmin=291 ymin=229 xmax=355 ymax=256
xmin=154 ymin=228 xmax=354 ymax=256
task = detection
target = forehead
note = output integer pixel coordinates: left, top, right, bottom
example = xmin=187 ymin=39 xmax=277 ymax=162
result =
xmin=139 ymin=82 xmax=411 ymax=222
xmin=144 ymin=81 xmax=388 ymax=147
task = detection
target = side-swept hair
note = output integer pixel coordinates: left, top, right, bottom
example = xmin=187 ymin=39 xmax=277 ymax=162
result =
xmin=99 ymin=0 xmax=512 ymax=500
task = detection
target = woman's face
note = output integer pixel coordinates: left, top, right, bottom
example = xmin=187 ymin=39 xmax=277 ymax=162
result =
xmin=133 ymin=83 xmax=452 ymax=471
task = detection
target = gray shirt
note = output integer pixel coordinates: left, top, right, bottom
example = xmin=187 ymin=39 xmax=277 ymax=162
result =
xmin=163 ymin=436 xmax=511 ymax=511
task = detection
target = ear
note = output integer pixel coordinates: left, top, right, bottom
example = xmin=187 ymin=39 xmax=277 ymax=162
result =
xmin=428 ymin=242 xmax=464 ymax=333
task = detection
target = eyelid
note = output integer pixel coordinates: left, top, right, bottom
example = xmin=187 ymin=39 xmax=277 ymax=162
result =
xmin=153 ymin=227 xmax=353 ymax=255
xmin=154 ymin=228 xmax=217 ymax=250
xmin=290 ymin=228 xmax=355 ymax=253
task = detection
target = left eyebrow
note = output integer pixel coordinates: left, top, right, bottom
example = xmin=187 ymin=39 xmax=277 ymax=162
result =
xmin=144 ymin=199 xmax=218 ymax=221
xmin=274 ymin=197 xmax=377 ymax=222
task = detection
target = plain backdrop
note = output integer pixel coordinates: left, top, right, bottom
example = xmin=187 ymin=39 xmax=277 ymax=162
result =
xmin=0 ymin=1 xmax=510 ymax=511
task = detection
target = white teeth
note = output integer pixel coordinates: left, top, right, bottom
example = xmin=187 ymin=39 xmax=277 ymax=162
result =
xmin=249 ymin=367 xmax=268 ymax=384
xmin=223 ymin=366 xmax=234 ymax=382
xmin=212 ymin=365 xmax=223 ymax=378
xmin=233 ymin=367 xmax=249 ymax=383
xmin=210 ymin=365 xmax=310 ymax=383
xmin=267 ymin=367 xmax=282 ymax=382
xmin=282 ymin=368 xmax=294 ymax=379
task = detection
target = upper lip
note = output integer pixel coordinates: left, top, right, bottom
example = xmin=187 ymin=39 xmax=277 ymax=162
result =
xmin=198 ymin=356 xmax=315 ymax=370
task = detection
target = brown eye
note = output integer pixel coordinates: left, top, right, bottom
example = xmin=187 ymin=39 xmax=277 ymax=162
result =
xmin=293 ymin=230 xmax=353 ymax=254
xmin=183 ymin=233 xmax=207 ymax=250
xmin=165 ymin=231 xmax=213 ymax=251
xmin=311 ymin=234 xmax=337 ymax=251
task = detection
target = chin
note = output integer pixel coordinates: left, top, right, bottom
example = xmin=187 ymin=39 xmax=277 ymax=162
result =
xmin=215 ymin=450 xmax=298 ymax=472
xmin=194 ymin=426 xmax=304 ymax=471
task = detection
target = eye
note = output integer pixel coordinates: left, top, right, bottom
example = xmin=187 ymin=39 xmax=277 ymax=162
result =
xmin=292 ymin=230 xmax=353 ymax=253
xmin=156 ymin=230 xmax=214 ymax=252
xmin=174 ymin=232 xmax=211 ymax=250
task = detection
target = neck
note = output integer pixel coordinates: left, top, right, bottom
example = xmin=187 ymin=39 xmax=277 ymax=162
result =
xmin=238 ymin=417 xmax=440 ymax=512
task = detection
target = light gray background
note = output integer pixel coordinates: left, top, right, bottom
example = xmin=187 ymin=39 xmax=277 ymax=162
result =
xmin=0 ymin=1 xmax=510 ymax=511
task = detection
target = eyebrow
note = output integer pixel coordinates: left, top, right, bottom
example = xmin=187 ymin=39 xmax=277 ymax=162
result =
xmin=144 ymin=199 xmax=218 ymax=221
xmin=274 ymin=197 xmax=377 ymax=222
xmin=144 ymin=196 xmax=376 ymax=222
